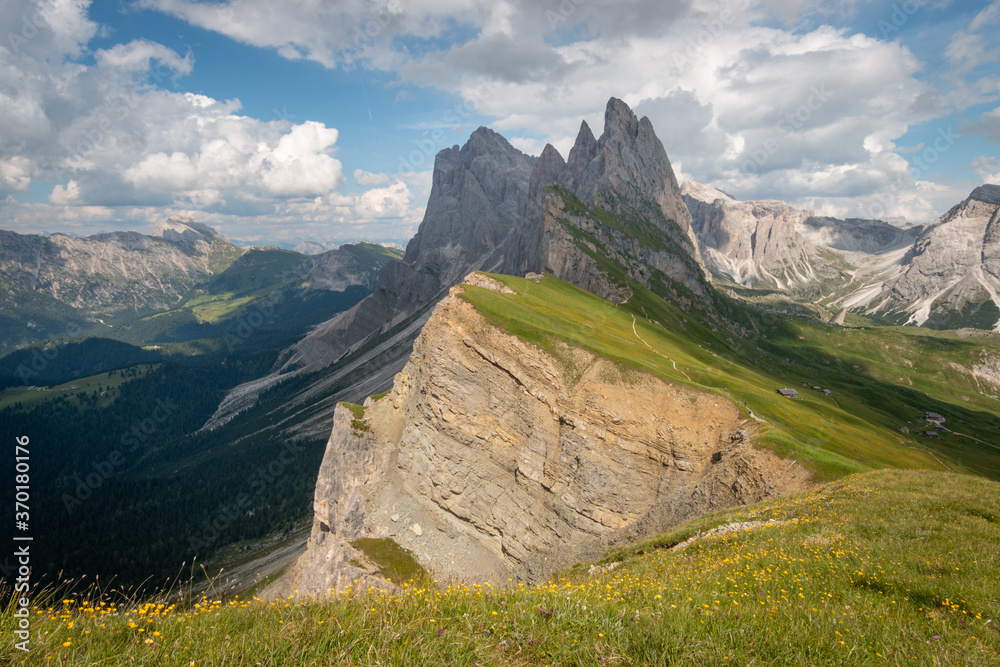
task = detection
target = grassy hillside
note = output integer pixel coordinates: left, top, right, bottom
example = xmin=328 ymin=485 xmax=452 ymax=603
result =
xmin=4 ymin=469 xmax=997 ymax=665
xmin=0 ymin=364 xmax=158 ymax=411
xmin=460 ymin=273 xmax=1000 ymax=483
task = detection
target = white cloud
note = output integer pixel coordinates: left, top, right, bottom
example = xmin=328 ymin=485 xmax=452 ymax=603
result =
xmin=95 ymin=39 xmax=194 ymax=75
xmin=48 ymin=179 xmax=80 ymax=204
xmin=973 ymin=155 xmax=1000 ymax=184
xmin=3 ymin=0 xmax=997 ymax=244
xmin=435 ymin=22 xmax=945 ymax=218
xmin=0 ymin=157 xmax=33 ymax=192
xmin=969 ymin=0 xmax=1000 ymax=31
xmin=2 ymin=176 xmax=425 ymax=244
xmin=354 ymin=169 xmax=392 ymax=186
xmin=260 ymin=122 xmax=345 ymax=197
xmin=0 ymin=1 xmax=350 ymax=216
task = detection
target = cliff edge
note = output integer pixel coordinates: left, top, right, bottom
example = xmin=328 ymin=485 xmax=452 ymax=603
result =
xmin=288 ymin=274 xmax=809 ymax=594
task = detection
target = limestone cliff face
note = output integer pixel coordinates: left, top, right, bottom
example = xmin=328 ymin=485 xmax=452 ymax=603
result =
xmin=682 ymin=182 xmax=815 ymax=288
xmin=683 ymin=180 xmax=1000 ymax=331
xmin=289 ymin=275 xmax=808 ymax=594
xmin=876 ymin=185 xmax=1000 ymax=330
xmin=681 ymin=181 xmax=922 ymax=293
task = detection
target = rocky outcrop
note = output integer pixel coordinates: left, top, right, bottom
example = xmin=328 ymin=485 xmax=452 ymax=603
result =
xmin=278 ymin=128 xmax=537 ymax=373
xmin=682 ymin=182 xmax=815 ymax=289
xmin=214 ymin=99 xmax=710 ymax=441
xmin=684 ymin=180 xmax=1000 ymax=331
xmin=289 ymin=275 xmax=810 ymax=593
xmin=285 ymin=100 xmax=706 ymax=374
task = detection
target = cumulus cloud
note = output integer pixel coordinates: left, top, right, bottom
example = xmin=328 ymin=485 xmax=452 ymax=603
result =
xmin=4 ymin=0 xmax=997 ymax=243
xmin=446 ymin=21 xmax=943 ymax=217
xmin=354 ymin=169 xmax=392 ymax=186
xmin=2 ymin=175 xmax=425 ymax=245
xmin=0 ymin=0 xmax=422 ymax=244
xmin=0 ymin=1 xmax=351 ymax=217
xmin=973 ymin=155 xmax=1000 ymax=184
xmin=127 ymin=0 xmax=994 ymax=227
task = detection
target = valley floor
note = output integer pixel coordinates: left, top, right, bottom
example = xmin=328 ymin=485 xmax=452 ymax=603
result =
xmin=4 ymin=469 xmax=997 ymax=665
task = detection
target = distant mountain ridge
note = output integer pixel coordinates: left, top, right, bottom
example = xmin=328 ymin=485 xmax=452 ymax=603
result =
xmin=855 ymin=184 xmax=1000 ymax=330
xmin=0 ymin=216 xmax=244 ymax=351
xmin=683 ymin=181 xmax=1000 ymax=331
xmin=0 ymin=219 xmax=402 ymax=353
xmin=682 ymin=181 xmax=920 ymax=292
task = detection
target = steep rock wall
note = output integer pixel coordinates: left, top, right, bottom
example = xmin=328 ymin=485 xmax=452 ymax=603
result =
xmin=289 ymin=276 xmax=809 ymax=594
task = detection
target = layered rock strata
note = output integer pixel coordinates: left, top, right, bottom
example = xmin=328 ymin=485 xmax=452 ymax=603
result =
xmin=289 ymin=276 xmax=809 ymax=594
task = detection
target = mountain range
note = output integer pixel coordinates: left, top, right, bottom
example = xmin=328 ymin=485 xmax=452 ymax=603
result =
xmin=2 ymin=97 xmax=1000 ymax=603
xmin=683 ymin=181 xmax=1000 ymax=331
xmin=272 ymin=101 xmax=1000 ymax=596
xmin=0 ymin=217 xmax=403 ymax=354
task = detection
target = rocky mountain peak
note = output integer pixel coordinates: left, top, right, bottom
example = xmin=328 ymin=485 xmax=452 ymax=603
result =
xmin=970 ymin=183 xmax=1000 ymax=206
xmin=564 ymin=119 xmax=598 ymax=180
xmin=529 ymin=144 xmax=567 ymax=204
xmin=680 ymin=181 xmax=735 ymax=204
xmin=559 ymin=98 xmax=695 ymax=242
xmin=401 ymin=128 xmax=536 ymax=273
xmin=510 ymin=97 xmax=709 ymax=299
xmin=603 ymin=97 xmax=640 ymax=139
xmin=153 ymin=216 xmax=222 ymax=253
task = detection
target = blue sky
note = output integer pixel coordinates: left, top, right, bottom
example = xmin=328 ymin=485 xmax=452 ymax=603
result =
xmin=0 ymin=0 xmax=998 ymax=246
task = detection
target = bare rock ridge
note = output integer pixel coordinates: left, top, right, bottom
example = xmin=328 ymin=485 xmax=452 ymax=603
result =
xmin=682 ymin=180 xmax=1000 ymax=331
xmin=152 ymin=216 xmax=223 ymax=253
xmin=681 ymin=182 xmax=815 ymax=289
xmin=207 ymin=98 xmax=713 ymax=446
xmin=288 ymin=276 xmax=809 ymax=594
xmin=0 ymin=216 xmax=242 ymax=318
xmin=204 ymin=130 xmax=538 ymax=437
xmin=681 ymin=181 xmax=919 ymax=291
xmin=847 ymin=183 xmax=1000 ymax=331
xmin=277 ymin=127 xmax=538 ymax=374
xmin=510 ymin=99 xmax=708 ymax=302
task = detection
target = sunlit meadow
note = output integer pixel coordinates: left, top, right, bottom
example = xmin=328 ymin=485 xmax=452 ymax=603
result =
xmin=3 ymin=469 xmax=997 ymax=665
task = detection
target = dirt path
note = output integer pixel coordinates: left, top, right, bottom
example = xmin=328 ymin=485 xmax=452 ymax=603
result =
xmin=942 ymin=427 xmax=1000 ymax=451
xmin=631 ymin=314 xmax=692 ymax=382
